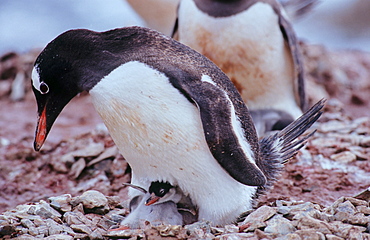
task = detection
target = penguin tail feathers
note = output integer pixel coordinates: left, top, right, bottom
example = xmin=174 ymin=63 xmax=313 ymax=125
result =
xmin=258 ymin=98 xmax=326 ymax=184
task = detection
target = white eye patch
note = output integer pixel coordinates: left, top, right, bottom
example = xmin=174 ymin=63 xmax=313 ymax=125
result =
xmin=32 ymin=67 xmax=41 ymax=91
xmin=32 ymin=66 xmax=49 ymax=94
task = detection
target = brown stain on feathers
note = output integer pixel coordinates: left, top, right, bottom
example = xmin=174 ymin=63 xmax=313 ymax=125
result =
xmin=192 ymin=26 xmax=276 ymax=104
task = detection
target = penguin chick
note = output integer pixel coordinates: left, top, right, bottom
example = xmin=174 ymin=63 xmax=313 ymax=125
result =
xmin=120 ymin=181 xmax=194 ymax=228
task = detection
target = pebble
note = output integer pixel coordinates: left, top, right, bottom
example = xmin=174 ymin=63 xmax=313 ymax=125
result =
xmin=49 ymin=194 xmax=72 ymax=212
xmin=70 ymin=224 xmax=92 ymax=234
xmin=0 ymin=190 xmax=369 ymax=239
xmin=240 ymin=205 xmax=277 ymax=231
xmin=45 ymin=234 xmax=73 ymax=240
xmin=71 ymin=190 xmax=108 ymax=210
xmin=265 ymin=215 xmax=296 ymax=236
xmin=330 ymin=151 xmax=357 ymax=163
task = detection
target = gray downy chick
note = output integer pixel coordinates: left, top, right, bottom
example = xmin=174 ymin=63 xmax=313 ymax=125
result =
xmin=121 ymin=181 xmax=197 ymax=228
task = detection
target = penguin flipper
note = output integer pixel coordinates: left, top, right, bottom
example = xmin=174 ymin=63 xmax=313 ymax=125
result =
xmin=170 ymin=2 xmax=180 ymax=39
xmin=276 ymin=5 xmax=307 ymax=111
xmin=168 ymin=71 xmax=266 ymax=186
xmin=279 ymin=0 xmax=319 ymax=20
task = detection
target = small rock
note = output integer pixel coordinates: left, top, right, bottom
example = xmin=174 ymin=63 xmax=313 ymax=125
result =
xmin=71 ymin=142 xmax=105 ymax=158
xmin=278 ymin=206 xmax=291 ymax=215
xmin=106 ymin=196 xmax=122 ymax=209
xmin=215 ymin=232 xmax=254 ymax=239
xmin=360 ymin=136 xmax=370 ymax=147
xmin=33 ymin=217 xmax=46 ymax=227
xmin=70 ymin=224 xmax=92 ymax=235
xmin=356 ymin=205 xmax=370 ymax=215
xmin=73 ymin=203 xmax=85 ymax=214
xmin=96 ymin=216 xmax=117 ymax=230
xmin=25 ymin=201 xmax=62 ymax=221
xmin=70 ymin=158 xmax=86 ymax=179
xmin=13 ymin=234 xmax=37 ymax=240
xmin=45 ymin=219 xmax=64 ymax=235
xmin=265 ymin=215 xmax=296 ymax=236
xmin=63 ymin=212 xmax=91 ymax=226
xmin=295 ymin=229 xmax=325 ymax=240
xmin=344 ymin=197 xmax=368 ymax=207
xmin=319 ymin=120 xmax=349 ymax=133
xmin=296 ymin=216 xmax=331 ymax=234
xmin=329 ymin=221 xmax=366 ymax=239
xmin=346 ymin=213 xmax=370 ymax=226
xmin=185 ymin=221 xmax=212 ymax=234
xmin=0 ymin=137 xmax=10 ymax=147
xmin=45 ymin=234 xmax=73 ymax=240
xmin=325 ymin=234 xmax=344 ymax=240
xmin=36 ymin=225 xmax=49 ymax=237
xmin=104 ymin=228 xmax=145 ymax=238
xmin=348 ymin=227 xmax=367 ymax=240
xmin=89 ymin=228 xmax=105 ymax=240
xmin=188 ymin=228 xmax=206 ymax=239
xmin=71 ymin=190 xmax=108 ymax=210
xmin=49 ymin=194 xmax=72 ymax=212
xmin=334 ymin=201 xmax=356 ymax=221
xmin=105 ymin=209 xmax=127 ymax=224
xmin=110 ymin=158 xmax=128 ymax=177
xmin=87 ymin=145 xmax=118 ymax=167
xmin=241 ymin=205 xmax=277 ymax=231
xmin=224 ymin=224 xmax=239 ymax=233
xmin=15 ymin=226 xmax=29 ymax=235
xmin=330 ymin=151 xmax=356 ymax=163
xmin=283 ymin=202 xmax=320 ymax=218
xmin=20 ymin=219 xmax=35 ymax=229
xmin=275 ymin=233 xmax=302 ymax=240
xmin=28 ymin=226 xmax=39 ymax=236
xmin=71 ymin=233 xmax=89 ymax=239
xmin=157 ymin=225 xmax=183 ymax=237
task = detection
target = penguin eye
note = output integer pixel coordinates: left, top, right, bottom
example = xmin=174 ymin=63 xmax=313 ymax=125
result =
xmin=39 ymin=82 xmax=49 ymax=94
xmin=159 ymin=189 xmax=165 ymax=196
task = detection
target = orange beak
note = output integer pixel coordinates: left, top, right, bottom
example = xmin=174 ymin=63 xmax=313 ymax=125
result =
xmin=145 ymin=193 xmax=161 ymax=206
xmin=34 ymin=107 xmax=47 ymax=151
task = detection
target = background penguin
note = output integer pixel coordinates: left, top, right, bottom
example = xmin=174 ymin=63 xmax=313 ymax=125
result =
xmin=173 ymin=0 xmax=308 ymax=136
xmin=125 ymin=0 xmax=318 ymax=36
xmin=31 ymin=26 xmax=325 ymax=225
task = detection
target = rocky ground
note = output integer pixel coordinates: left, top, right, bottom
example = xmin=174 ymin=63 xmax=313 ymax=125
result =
xmin=0 ymin=43 xmax=369 ymax=239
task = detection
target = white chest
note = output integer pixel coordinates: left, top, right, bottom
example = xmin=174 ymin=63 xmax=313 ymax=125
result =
xmin=89 ymin=61 xmax=257 ymax=225
xmin=90 ymin=62 xmax=208 ymax=181
xmin=178 ymin=0 xmax=301 ymax=117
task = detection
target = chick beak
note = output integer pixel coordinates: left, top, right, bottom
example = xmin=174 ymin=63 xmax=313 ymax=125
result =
xmin=34 ymin=107 xmax=47 ymax=151
xmin=145 ymin=193 xmax=161 ymax=206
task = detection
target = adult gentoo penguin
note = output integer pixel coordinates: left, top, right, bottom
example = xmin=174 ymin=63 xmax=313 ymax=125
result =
xmin=32 ymin=26 xmax=324 ymax=225
xmin=174 ymin=0 xmax=307 ymax=135
xmin=125 ymin=0 xmax=318 ymax=36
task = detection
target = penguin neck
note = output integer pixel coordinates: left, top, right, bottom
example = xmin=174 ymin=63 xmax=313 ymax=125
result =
xmin=193 ymin=0 xmax=258 ymax=17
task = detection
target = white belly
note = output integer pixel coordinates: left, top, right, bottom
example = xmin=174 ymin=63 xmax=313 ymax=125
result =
xmin=178 ymin=0 xmax=302 ymax=118
xmin=89 ymin=61 xmax=256 ymax=225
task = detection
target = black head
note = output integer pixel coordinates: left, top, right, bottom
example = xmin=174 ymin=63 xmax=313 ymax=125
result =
xmin=32 ymin=28 xmax=133 ymax=151
xmin=148 ymin=181 xmax=174 ymax=197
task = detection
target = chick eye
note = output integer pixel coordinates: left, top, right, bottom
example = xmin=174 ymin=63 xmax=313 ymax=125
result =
xmin=159 ymin=189 xmax=165 ymax=196
xmin=39 ymin=82 xmax=49 ymax=94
